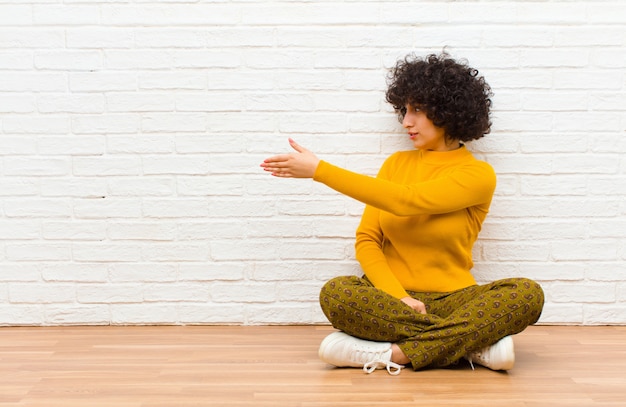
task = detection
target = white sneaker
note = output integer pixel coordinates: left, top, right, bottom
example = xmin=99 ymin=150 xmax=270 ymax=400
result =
xmin=465 ymin=336 xmax=515 ymax=371
xmin=319 ymin=331 xmax=404 ymax=375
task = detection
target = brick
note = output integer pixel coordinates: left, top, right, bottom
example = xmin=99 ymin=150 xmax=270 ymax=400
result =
xmin=0 ymin=264 xmax=41 ymax=282
xmin=70 ymin=72 xmax=136 ymax=92
xmin=106 ymin=93 xmax=175 ymax=112
xmin=245 ymin=93 xmax=312 ymax=112
xmin=143 ymin=284 xmax=208 ymax=302
xmin=142 ymin=155 xmax=210 ymax=175
xmin=520 ymin=175 xmax=587 ymax=196
xmin=179 ymin=304 xmax=244 ymax=324
xmin=277 ymin=282 xmax=322 ymax=302
xmin=42 ymin=221 xmax=107 ymax=241
xmin=73 ymin=198 xmax=142 ymax=219
xmin=174 ymin=50 xmax=240 ymax=69
xmin=72 ymin=156 xmax=141 ymax=176
xmin=552 ymin=240 xmax=620 ymax=262
xmin=139 ymin=71 xmax=207 ymax=90
xmin=39 ymin=94 xmax=105 ymax=113
xmin=278 ymin=113 xmax=347 ymax=134
xmin=9 ymin=283 xmax=75 ymax=303
xmin=34 ymin=50 xmax=102 ymax=71
xmin=4 ymin=199 xmax=71 ymax=218
xmin=175 ymin=136 xmax=242 ymax=154
xmin=555 ymin=27 xmax=623 ymax=47
xmin=72 ymin=243 xmax=142 ymax=262
xmin=0 ymin=94 xmax=35 ymax=113
xmin=38 ymin=136 xmax=105 ymax=156
xmin=246 ymin=304 xmax=314 ymax=324
xmin=110 ymin=304 xmax=178 ymax=324
xmin=135 ymin=29 xmax=206 ymax=48
xmin=107 ymin=135 xmax=174 ymax=154
xmin=141 ymin=243 xmax=209 ymax=262
xmin=538 ymin=303 xmax=583 ymax=324
xmin=210 ymin=282 xmax=277 ymax=303
xmin=177 ymin=220 xmax=249 ymax=240
xmin=210 ymin=240 xmax=278 ymax=261
xmin=0 ymin=178 xmax=38 ymax=197
xmin=3 ymin=116 xmax=69 ymax=135
xmin=0 ymin=136 xmax=37 ymax=155
xmin=276 ymin=71 xmax=344 ymax=91
xmin=66 ymin=28 xmax=134 ymax=49
xmin=41 ymin=263 xmax=108 ymax=283
xmin=109 ymin=264 xmax=177 ymax=283
xmin=179 ymin=263 xmax=246 ymax=282
xmin=584 ymin=304 xmax=626 ymax=325
xmin=553 ymin=70 xmax=623 ymax=90
xmin=107 ymin=178 xmax=175 ymax=197
xmin=242 ymin=3 xmax=380 ymax=25
xmin=208 ymin=28 xmax=274 ymax=48
xmin=482 ymin=242 xmax=551 ymax=262
xmin=586 ymin=263 xmax=626 ymax=282
xmin=33 ymin=4 xmax=99 ymax=25
xmin=108 ymin=221 xmax=177 ymax=241
xmin=142 ymin=199 xmax=209 ymax=218
xmin=105 ymin=50 xmax=173 ymax=70
xmin=380 ymin=3 xmax=447 ymax=24
xmin=0 ymin=29 xmax=64 ymax=48
xmin=72 ymin=114 xmax=139 ymax=134
xmin=175 ymin=92 xmax=243 ymax=112
xmin=209 ymin=154 xmax=263 ymax=175
xmin=0 ymin=5 xmax=31 ymax=25
xmin=101 ymin=4 xmax=240 ymax=26
xmin=0 ymin=305 xmax=43 ymax=325
xmin=550 ymin=282 xmax=616 ymax=303
xmin=45 ymin=305 xmax=110 ymax=325
xmin=141 ymin=113 xmax=206 ymax=133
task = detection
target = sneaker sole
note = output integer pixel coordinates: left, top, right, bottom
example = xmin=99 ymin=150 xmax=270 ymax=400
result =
xmin=493 ymin=336 xmax=515 ymax=370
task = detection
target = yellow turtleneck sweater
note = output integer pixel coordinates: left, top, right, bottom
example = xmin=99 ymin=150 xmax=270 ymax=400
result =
xmin=313 ymin=146 xmax=496 ymax=299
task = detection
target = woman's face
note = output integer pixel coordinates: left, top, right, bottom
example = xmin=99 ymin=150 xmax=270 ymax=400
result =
xmin=402 ymin=104 xmax=459 ymax=151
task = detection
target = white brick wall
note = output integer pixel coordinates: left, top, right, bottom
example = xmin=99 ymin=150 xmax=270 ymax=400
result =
xmin=0 ymin=0 xmax=624 ymax=326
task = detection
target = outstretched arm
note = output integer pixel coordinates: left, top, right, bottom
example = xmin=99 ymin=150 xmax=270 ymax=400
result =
xmin=260 ymin=139 xmax=320 ymax=178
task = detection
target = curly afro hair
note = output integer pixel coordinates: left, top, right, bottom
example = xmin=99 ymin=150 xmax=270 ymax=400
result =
xmin=385 ymin=53 xmax=493 ymax=143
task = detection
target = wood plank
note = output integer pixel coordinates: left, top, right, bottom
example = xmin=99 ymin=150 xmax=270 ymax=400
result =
xmin=0 ymin=325 xmax=625 ymax=406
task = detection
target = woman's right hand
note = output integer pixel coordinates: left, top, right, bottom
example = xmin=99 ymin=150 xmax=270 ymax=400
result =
xmin=260 ymin=138 xmax=320 ymax=178
xmin=401 ymin=296 xmax=427 ymax=314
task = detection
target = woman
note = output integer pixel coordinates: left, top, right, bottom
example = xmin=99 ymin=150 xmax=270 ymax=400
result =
xmin=261 ymin=53 xmax=544 ymax=375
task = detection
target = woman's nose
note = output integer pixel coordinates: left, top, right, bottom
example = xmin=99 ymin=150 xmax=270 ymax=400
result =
xmin=402 ymin=112 xmax=413 ymax=128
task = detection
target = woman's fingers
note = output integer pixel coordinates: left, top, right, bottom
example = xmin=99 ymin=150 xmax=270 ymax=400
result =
xmin=288 ymin=138 xmax=306 ymax=153
xmin=262 ymin=153 xmax=290 ymax=164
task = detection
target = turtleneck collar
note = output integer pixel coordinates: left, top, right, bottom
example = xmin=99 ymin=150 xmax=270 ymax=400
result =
xmin=418 ymin=145 xmax=471 ymax=164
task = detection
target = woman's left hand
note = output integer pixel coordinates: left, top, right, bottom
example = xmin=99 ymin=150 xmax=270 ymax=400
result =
xmin=401 ymin=296 xmax=427 ymax=315
xmin=260 ymin=138 xmax=320 ymax=178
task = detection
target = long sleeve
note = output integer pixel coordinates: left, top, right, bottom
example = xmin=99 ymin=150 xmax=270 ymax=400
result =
xmin=354 ymin=204 xmax=410 ymax=298
xmin=313 ymin=154 xmax=495 ymax=217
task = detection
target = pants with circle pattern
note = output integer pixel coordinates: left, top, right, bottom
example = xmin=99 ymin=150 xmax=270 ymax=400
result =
xmin=319 ymin=275 xmax=544 ymax=370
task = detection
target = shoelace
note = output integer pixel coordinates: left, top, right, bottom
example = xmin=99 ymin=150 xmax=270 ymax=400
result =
xmin=466 ymin=349 xmax=486 ymax=371
xmin=468 ymin=358 xmax=475 ymax=371
xmin=363 ymin=359 xmax=404 ymax=375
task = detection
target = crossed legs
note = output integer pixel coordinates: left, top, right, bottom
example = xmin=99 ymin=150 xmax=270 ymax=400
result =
xmin=319 ymin=275 xmax=544 ymax=370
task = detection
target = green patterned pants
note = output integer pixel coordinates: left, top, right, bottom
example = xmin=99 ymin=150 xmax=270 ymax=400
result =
xmin=319 ymin=275 xmax=544 ymax=370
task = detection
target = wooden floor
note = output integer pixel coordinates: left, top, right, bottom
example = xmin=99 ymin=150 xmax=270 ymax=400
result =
xmin=0 ymin=325 xmax=625 ymax=407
